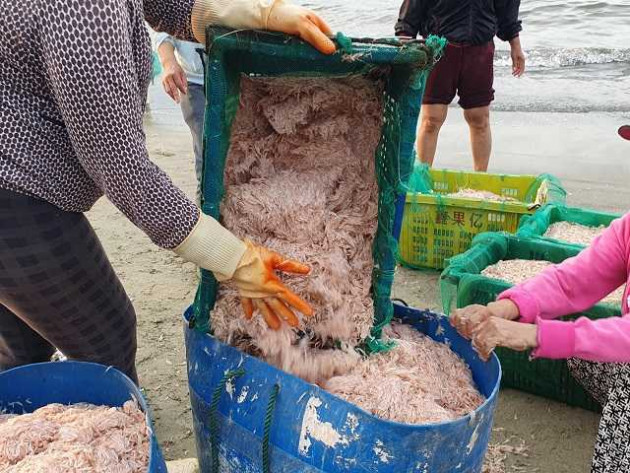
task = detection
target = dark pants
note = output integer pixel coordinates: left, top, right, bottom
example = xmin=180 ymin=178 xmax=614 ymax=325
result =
xmin=0 ymin=189 xmax=138 ymax=382
xmin=423 ymin=41 xmax=495 ymax=110
xmin=180 ymin=82 xmax=205 ymax=205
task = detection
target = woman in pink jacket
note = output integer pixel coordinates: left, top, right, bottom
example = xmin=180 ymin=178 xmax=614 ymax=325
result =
xmin=451 ymin=125 xmax=630 ymax=473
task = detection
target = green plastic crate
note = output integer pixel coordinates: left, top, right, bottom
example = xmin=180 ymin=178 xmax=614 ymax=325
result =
xmin=398 ymin=166 xmax=566 ymax=270
xmin=517 ymin=203 xmax=622 ymax=249
xmin=441 ymin=232 xmax=622 ymax=411
xmin=193 ymin=28 xmax=446 ymax=349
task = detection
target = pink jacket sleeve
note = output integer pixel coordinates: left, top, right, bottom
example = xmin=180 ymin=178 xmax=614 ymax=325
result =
xmin=534 ymin=315 xmax=630 ymax=362
xmin=498 ymin=213 xmax=630 ymax=362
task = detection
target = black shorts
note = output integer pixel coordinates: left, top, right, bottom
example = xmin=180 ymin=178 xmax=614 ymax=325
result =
xmin=423 ymin=41 xmax=495 ymax=110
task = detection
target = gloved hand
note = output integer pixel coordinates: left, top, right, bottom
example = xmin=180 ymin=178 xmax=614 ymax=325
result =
xmin=218 ymin=240 xmax=313 ymax=330
xmin=191 ymin=0 xmax=336 ymax=55
xmin=173 ymin=212 xmax=313 ymax=330
xmin=266 ymin=0 xmax=336 ymax=55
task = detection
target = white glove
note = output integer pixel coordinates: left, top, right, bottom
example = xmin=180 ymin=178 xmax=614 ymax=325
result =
xmin=191 ymin=0 xmax=335 ymax=54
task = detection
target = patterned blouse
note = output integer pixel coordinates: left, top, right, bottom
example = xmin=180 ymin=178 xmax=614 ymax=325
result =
xmin=0 ymin=0 xmax=200 ymax=249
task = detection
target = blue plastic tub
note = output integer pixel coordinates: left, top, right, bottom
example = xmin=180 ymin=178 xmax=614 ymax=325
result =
xmin=0 ymin=361 xmax=167 ymax=473
xmin=184 ymin=303 xmax=501 ymax=472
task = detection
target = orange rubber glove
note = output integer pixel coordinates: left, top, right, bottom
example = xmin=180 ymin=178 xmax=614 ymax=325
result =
xmin=191 ymin=0 xmax=336 ymax=55
xmin=266 ymin=0 xmax=336 ymax=55
xmin=218 ymin=240 xmax=313 ymax=330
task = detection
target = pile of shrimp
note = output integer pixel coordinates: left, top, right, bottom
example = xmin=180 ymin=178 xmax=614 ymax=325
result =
xmin=211 ymin=76 xmax=485 ymax=423
xmin=0 ymin=401 xmax=149 ymax=473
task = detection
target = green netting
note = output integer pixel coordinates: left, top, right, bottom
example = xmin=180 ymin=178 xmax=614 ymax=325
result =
xmin=517 ymin=203 xmax=622 ymax=249
xmin=398 ymin=163 xmax=567 ymax=270
xmin=439 ymin=231 xmax=622 ymax=411
xmin=191 ymin=28 xmax=446 ymax=352
xmin=151 ymin=52 xmax=162 ymax=82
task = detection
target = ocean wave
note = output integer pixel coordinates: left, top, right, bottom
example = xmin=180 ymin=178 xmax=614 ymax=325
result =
xmin=494 ymin=47 xmax=630 ymax=68
xmin=491 ymin=72 xmax=630 ymax=114
xmin=492 ymin=101 xmax=630 ymax=114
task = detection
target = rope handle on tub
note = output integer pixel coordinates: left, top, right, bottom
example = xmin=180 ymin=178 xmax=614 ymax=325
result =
xmin=208 ymin=369 xmax=280 ymax=473
xmin=262 ymin=383 xmax=280 ymax=473
xmin=209 ymin=369 xmax=245 ymax=473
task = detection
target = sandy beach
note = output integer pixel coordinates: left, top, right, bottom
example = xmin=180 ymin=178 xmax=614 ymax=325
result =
xmin=82 ymin=83 xmax=627 ymax=470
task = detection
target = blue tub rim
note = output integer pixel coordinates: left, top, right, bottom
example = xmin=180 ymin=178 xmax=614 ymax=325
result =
xmin=183 ymin=302 xmax=502 ymax=431
xmin=0 ymin=360 xmax=165 ymax=471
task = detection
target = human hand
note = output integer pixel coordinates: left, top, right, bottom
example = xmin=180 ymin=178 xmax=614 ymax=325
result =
xmin=192 ymin=0 xmax=336 ymax=55
xmin=161 ymin=58 xmax=188 ymax=104
xmin=450 ymin=299 xmax=520 ymax=339
xmin=221 ymin=240 xmax=313 ymax=330
xmin=510 ymin=38 xmax=525 ymax=77
xmin=451 ymin=305 xmax=493 ymax=340
xmin=471 ymin=317 xmax=538 ymax=361
xmin=266 ymin=1 xmax=336 ymax=55
xmin=173 ymin=212 xmax=312 ymax=330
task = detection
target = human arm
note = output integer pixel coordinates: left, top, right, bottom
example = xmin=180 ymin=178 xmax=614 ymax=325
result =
xmin=498 ymin=214 xmax=629 ymax=323
xmin=394 ymin=0 xmax=427 ymax=38
xmin=494 ymin=0 xmax=524 ymax=76
xmin=466 ymin=311 xmax=630 ymax=363
xmin=154 ymin=34 xmax=188 ymax=103
xmin=509 ymin=36 xmax=525 ymax=77
xmin=494 ymin=0 xmax=522 ymax=42
xmin=470 ymin=317 xmax=538 ymax=361
xmin=454 ymin=214 xmax=630 ymax=360
xmin=144 ymin=0 xmax=335 ymax=54
xmin=458 ymin=215 xmax=630 ymax=362
xmin=40 ymin=0 xmax=311 ymax=328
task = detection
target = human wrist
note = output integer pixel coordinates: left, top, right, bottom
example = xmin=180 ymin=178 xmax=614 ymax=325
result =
xmin=191 ymin=0 xmax=275 ymax=44
xmin=509 ymin=36 xmax=521 ymax=49
xmin=157 ymin=43 xmax=177 ymax=66
xmin=488 ymin=299 xmax=520 ymax=320
xmin=532 ymin=319 xmax=576 ymax=359
xmin=523 ymin=324 xmax=538 ymax=349
xmin=162 ymin=55 xmax=178 ymax=66
xmin=173 ymin=211 xmax=247 ymax=278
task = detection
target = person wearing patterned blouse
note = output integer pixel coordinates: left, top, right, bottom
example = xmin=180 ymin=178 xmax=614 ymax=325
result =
xmin=0 ymin=0 xmax=335 ymax=382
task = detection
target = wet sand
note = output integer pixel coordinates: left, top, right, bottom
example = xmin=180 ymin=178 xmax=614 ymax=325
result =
xmin=86 ymin=83 xmax=626 ymax=468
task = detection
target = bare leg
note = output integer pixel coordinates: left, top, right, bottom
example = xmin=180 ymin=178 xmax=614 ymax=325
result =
xmin=416 ymin=104 xmax=448 ymax=166
xmin=463 ymin=106 xmax=491 ymax=172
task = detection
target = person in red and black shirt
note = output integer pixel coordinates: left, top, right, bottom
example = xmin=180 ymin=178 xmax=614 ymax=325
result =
xmin=396 ymin=0 xmax=525 ymax=172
